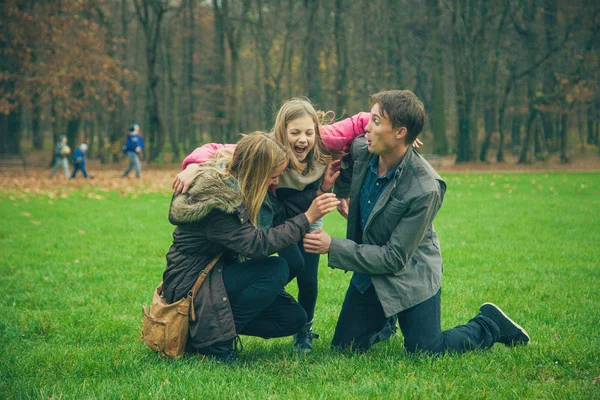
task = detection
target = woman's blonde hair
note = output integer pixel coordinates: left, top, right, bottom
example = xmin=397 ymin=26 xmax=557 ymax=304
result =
xmin=272 ymin=98 xmax=332 ymax=173
xmin=226 ymin=131 xmax=288 ymax=226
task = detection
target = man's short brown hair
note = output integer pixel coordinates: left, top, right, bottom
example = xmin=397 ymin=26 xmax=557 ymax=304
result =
xmin=370 ymin=90 xmax=425 ymax=144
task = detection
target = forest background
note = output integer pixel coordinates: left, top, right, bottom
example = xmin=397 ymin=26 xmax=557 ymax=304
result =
xmin=0 ymin=0 xmax=599 ymax=168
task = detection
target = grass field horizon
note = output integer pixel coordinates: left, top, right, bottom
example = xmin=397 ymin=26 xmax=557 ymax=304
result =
xmin=1 ymin=171 xmax=599 ymax=399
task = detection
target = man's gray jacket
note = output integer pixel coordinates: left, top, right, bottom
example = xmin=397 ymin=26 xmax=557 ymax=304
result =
xmin=331 ymin=135 xmax=447 ymax=317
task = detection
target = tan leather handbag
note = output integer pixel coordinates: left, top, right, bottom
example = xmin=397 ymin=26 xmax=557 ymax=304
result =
xmin=140 ymin=254 xmax=221 ymax=359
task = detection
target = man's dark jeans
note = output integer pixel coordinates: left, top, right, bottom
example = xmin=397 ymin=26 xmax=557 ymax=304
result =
xmin=331 ymin=284 xmax=500 ymax=354
xmin=223 ymin=257 xmax=307 ymax=339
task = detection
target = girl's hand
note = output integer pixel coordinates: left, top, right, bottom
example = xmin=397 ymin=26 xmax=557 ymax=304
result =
xmin=411 ymin=138 xmax=423 ymax=149
xmin=337 ymin=198 xmax=349 ymax=219
xmin=318 ymin=160 xmax=341 ymax=194
xmin=304 ymin=193 xmax=340 ymax=224
xmin=173 ymin=163 xmax=200 ymax=195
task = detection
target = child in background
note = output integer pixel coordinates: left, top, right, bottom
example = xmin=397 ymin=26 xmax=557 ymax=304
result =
xmin=50 ymin=135 xmax=71 ymax=178
xmin=71 ymin=144 xmax=88 ymax=179
xmin=121 ymin=124 xmax=144 ymax=178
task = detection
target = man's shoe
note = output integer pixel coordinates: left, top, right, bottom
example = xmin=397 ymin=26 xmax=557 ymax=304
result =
xmin=198 ymin=335 xmax=242 ymax=363
xmin=369 ymin=315 xmax=398 ymax=347
xmin=479 ymin=303 xmax=530 ymax=346
xmin=293 ymin=321 xmax=319 ymax=353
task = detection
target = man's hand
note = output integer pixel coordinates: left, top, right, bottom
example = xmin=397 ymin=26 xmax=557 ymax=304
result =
xmin=337 ymin=198 xmax=349 ymax=219
xmin=303 ymin=228 xmax=332 ymax=254
xmin=172 ymin=163 xmax=200 ymax=194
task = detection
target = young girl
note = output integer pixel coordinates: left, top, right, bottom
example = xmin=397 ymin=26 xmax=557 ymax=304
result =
xmin=173 ymin=100 xmax=421 ymax=352
xmin=163 ymin=132 xmax=339 ymax=362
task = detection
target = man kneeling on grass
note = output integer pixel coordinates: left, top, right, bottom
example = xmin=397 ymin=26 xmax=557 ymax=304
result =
xmin=303 ymin=90 xmax=530 ymax=355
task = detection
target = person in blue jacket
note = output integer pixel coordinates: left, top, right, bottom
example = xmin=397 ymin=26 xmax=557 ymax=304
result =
xmin=121 ymin=123 xmax=144 ymax=178
xmin=71 ymin=144 xmax=88 ymax=179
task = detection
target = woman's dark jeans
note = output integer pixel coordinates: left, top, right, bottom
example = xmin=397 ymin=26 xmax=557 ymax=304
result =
xmin=278 ymin=240 xmax=320 ymax=322
xmin=222 ymin=256 xmax=307 ymax=339
xmin=331 ymin=285 xmax=500 ymax=355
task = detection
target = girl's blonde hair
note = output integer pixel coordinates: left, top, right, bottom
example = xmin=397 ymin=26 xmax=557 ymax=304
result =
xmin=226 ymin=131 xmax=288 ymax=226
xmin=272 ymin=98 xmax=332 ymax=173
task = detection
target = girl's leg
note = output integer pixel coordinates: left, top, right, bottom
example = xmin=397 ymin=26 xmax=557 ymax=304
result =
xmin=51 ymin=160 xmax=61 ymax=177
xmin=122 ymin=153 xmax=134 ymax=177
xmin=62 ymin=158 xmax=70 ymax=177
xmin=133 ymin=154 xmax=141 ymax=178
xmin=277 ymin=243 xmax=304 ymax=284
xmin=296 ymin=240 xmax=320 ymax=322
xmin=293 ymin=240 xmax=321 ymax=351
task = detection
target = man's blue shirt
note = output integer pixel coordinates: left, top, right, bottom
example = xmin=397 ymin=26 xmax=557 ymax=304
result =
xmin=351 ymin=155 xmax=399 ymax=293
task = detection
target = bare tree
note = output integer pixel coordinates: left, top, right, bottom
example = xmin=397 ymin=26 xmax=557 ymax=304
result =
xmin=133 ymin=0 xmax=171 ymax=162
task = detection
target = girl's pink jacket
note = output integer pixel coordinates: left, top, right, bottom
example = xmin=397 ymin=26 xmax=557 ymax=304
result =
xmin=181 ymin=112 xmax=370 ymax=169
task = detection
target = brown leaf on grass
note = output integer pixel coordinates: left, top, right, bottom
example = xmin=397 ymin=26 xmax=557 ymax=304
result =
xmin=0 ymin=168 xmax=176 ymax=197
xmin=593 ymin=376 xmax=600 ymax=384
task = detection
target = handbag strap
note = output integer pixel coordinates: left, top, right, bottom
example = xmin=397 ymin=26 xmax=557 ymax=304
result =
xmin=189 ymin=253 xmax=222 ymax=322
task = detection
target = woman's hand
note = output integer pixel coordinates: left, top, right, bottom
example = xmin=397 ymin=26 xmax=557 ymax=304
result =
xmin=317 ymin=160 xmax=341 ymax=195
xmin=304 ymin=193 xmax=340 ymax=224
xmin=411 ymin=138 xmax=423 ymax=149
xmin=172 ymin=163 xmax=201 ymax=195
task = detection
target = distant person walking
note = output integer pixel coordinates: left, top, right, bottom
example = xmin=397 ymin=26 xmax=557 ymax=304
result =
xmin=71 ymin=144 xmax=88 ymax=179
xmin=50 ymin=135 xmax=71 ymax=178
xmin=121 ymin=124 xmax=144 ymax=179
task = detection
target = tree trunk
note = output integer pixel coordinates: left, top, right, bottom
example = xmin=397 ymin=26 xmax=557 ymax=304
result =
xmin=428 ymin=0 xmax=448 ymax=157
xmin=559 ymin=113 xmax=569 ymax=162
xmin=162 ymin=29 xmax=180 ymax=161
xmin=455 ymin=91 xmax=473 ymax=163
xmin=534 ymin=118 xmax=547 ymax=160
xmin=0 ymin=107 xmax=22 ymax=155
xmin=224 ymin=0 xmax=251 ymax=142
xmin=541 ymin=113 xmax=556 ymax=151
xmin=388 ymin=0 xmax=403 ymax=89
xmin=541 ymin=0 xmax=558 ymax=151
xmin=305 ymin=0 xmax=321 ymax=105
xmin=511 ymin=115 xmax=522 ymax=148
xmin=212 ymin=0 xmax=227 ymax=141
xmin=518 ymin=110 xmax=537 ymax=164
xmin=334 ymin=0 xmax=349 ymax=113
xmin=587 ymin=106 xmax=597 ymax=145
xmin=133 ymin=0 xmax=168 ymax=162
xmin=31 ymin=93 xmax=43 ymax=150
xmin=480 ymin=106 xmax=497 ymax=162
xmin=182 ymin=0 xmax=196 ymax=150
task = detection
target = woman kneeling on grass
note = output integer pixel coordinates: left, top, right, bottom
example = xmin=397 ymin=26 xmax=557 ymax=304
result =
xmin=162 ymin=132 xmax=340 ymax=363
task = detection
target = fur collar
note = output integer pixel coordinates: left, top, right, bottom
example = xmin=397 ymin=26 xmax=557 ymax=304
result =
xmin=169 ymin=164 xmax=242 ymax=224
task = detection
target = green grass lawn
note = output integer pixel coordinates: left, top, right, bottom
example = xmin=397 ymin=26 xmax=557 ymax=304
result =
xmin=1 ymin=172 xmax=599 ymax=399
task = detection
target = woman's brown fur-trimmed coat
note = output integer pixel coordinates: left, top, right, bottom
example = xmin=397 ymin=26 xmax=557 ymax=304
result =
xmin=162 ymin=164 xmax=314 ymax=350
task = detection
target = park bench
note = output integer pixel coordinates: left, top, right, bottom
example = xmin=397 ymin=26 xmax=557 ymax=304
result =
xmin=0 ymin=153 xmax=27 ymax=171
